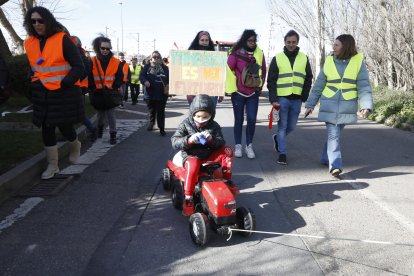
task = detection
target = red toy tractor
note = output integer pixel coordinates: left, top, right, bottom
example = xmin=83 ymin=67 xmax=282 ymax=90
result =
xmin=162 ymin=158 xmax=256 ymax=246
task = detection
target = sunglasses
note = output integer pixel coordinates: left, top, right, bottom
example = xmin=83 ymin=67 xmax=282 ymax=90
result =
xmin=152 ymin=56 xmax=161 ymax=59
xmin=247 ymin=39 xmax=257 ymax=43
xmin=31 ymin=18 xmax=44 ymax=25
xmin=100 ymin=47 xmax=111 ymax=51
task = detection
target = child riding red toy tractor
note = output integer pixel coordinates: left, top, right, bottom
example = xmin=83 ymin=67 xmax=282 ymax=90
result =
xmin=162 ymin=158 xmax=255 ymax=246
xmin=164 ymin=94 xmax=256 ymax=246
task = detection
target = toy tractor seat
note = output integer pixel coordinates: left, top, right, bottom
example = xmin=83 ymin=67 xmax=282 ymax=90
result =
xmin=200 ymin=162 xmax=221 ymax=175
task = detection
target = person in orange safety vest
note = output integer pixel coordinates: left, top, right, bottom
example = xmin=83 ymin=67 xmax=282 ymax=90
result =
xmin=23 ymin=6 xmax=84 ymax=180
xmin=88 ymin=35 xmax=124 ymax=145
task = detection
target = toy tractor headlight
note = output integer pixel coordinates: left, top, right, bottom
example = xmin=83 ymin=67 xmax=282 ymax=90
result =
xmin=224 ymin=200 xmax=236 ymax=210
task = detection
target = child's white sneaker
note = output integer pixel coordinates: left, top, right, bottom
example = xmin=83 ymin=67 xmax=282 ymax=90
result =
xmin=234 ymin=144 xmax=242 ymax=158
xmin=245 ymin=144 xmax=255 ymax=159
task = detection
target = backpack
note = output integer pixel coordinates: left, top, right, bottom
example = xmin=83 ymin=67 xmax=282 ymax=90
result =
xmin=234 ymin=54 xmax=261 ymax=88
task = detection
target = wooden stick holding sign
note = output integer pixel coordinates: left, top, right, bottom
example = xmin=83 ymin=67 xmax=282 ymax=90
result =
xmin=169 ymin=50 xmax=227 ymax=96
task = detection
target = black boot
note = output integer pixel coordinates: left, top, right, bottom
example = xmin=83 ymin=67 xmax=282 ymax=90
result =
xmin=98 ymin=125 xmax=104 ymax=138
xmin=89 ymin=128 xmax=98 ymax=142
xmin=109 ymin=132 xmax=117 ymax=145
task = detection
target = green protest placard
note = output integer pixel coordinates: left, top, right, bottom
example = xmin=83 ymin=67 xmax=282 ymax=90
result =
xmin=169 ymin=50 xmax=227 ymax=96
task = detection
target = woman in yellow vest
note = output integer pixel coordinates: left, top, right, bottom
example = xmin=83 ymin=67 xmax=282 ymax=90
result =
xmin=305 ymin=34 xmax=373 ymax=177
xmin=23 ymin=6 xmax=84 ymax=180
xmin=225 ymin=29 xmax=266 ymax=159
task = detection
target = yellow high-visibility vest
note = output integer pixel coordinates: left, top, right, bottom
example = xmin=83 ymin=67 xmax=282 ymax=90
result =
xmin=130 ymin=65 xmax=141 ymax=84
xmin=322 ymin=53 xmax=363 ymax=100
xmin=275 ymin=51 xmax=307 ymax=96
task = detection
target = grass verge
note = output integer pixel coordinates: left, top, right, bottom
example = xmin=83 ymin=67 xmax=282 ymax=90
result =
xmin=0 ymin=129 xmax=44 ymax=174
xmin=368 ymin=86 xmax=414 ymax=131
xmin=0 ymin=96 xmax=96 ymax=175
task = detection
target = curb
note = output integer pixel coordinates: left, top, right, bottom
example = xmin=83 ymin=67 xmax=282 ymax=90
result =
xmin=0 ymin=116 xmax=95 ymax=204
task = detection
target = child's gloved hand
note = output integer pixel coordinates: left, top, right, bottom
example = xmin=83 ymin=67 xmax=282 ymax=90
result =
xmin=201 ymin=130 xmax=213 ymax=142
xmin=188 ymin=132 xmax=203 ymax=144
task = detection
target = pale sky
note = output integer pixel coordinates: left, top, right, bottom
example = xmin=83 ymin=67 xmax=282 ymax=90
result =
xmin=3 ymin=0 xmax=311 ymax=61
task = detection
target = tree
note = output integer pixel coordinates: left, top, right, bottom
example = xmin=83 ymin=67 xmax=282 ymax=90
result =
xmin=0 ymin=0 xmax=37 ymax=60
xmin=266 ymin=0 xmax=414 ymax=91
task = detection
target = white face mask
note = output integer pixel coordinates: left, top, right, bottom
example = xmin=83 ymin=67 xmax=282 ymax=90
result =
xmin=193 ymin=115 xmax=211 ymax=124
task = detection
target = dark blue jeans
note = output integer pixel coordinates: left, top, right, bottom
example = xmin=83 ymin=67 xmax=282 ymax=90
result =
xmin=276 ymin=97 xmax=302 ymax=154
xmin=231 ymin=92 xmax=259 ymax=145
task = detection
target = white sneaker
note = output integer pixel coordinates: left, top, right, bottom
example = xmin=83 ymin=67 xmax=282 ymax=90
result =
xmin=245 ymin=144 xmax=255 ymax=159
xmin=234 ymin=144 xmax=242 ymax=158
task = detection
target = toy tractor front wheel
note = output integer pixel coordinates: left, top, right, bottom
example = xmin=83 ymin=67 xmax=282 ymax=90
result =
xmin=236 ymin=207 xmax=256 ymax=237
xmin=189 ymin=213 xmax=210 ymax=246
xmin=171 ymin=181 xmax=184 ymax=210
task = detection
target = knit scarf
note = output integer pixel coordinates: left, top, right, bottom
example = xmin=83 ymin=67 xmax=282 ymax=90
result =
xmin=148 ymin=60 xmax=164 ymax=75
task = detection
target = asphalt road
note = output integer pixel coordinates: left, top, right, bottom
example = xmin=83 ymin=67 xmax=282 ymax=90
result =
xmin=0 ymin=94 xmax=413 ymax=275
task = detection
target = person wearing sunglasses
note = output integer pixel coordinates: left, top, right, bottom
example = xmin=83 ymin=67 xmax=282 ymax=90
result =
xmin=139 ymin=50 xmax=169 ymax=136
xmin=226 ymin=29 xmax=266 ymax=159
xmin=88 ymin=35 xmax=124 ymax=145
xmin=23 ymin=6 xmax=85 ymax=180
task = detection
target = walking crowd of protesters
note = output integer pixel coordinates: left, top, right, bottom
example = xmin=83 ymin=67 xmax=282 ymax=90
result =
xmin=22 ymin=6 xmax=373 ymax=184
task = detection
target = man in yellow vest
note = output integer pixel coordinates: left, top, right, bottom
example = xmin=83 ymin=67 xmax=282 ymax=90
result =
xmin=129 ymin=57 xmax=141 ymax=105
xmin=267 ymin=30 xmax=313 ymax=165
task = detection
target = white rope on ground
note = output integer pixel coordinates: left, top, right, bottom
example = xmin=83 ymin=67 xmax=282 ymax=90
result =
xmin=227 ymin=228 xmax=414 ymax=247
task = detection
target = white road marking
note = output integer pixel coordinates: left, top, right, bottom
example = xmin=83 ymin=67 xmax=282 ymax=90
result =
xmin=345 ymin=176 xmax=414 ymax=234
xmin=0 ymin=197 xmax=44 ymax=233
xmin=117 ymin=109 xmax=147 ymax=116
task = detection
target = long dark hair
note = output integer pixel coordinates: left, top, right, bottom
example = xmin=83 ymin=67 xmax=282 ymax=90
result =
xmin=188 ymin=31 xmax=215 ymax=51
xmin=92 ymin=35 xmax=111 ymax=54
xmin=230 ymin=29 xmax=257 ymax=54
xmin=335 ymin=34 xmax=358 ymax=59
xmin=23 ymin=6 xmax=66 ymax=37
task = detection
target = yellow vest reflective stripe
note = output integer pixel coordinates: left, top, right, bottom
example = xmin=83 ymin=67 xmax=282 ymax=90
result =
xmin=225 ymin=46 xmax=263 ymax=94
xmin=322 ymin=53 xmax=363 ymax=100
xmin=275 ymin=52 xmax=307 ymax=96
xmin=130 ymin=65 xmax=141 ymax=84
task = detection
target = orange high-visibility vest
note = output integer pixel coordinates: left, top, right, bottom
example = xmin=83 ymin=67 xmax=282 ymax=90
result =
xmin=91 ymin=56 xmax=120 ymax=89
xmin=24 ymin=32 xmax=80 ymax=90
xmin=122 ymin=62 xmax=129 ymax=83
xmin=79 ymin=48 xmax=88 ymax=88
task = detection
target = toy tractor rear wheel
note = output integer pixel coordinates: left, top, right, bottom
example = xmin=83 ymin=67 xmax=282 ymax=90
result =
xmin=171 ymin=181 xmax=184 ymax=210
xmin=189 ymin=213 xmax=210 ymax=246
xmin=236 ymin=207 xmax=256 ymax=237
xmin=162 ymin=168 xmax=172 ymax=190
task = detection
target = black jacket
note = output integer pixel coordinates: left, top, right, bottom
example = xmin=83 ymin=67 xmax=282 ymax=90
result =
xmin=171 ymin=94 xmax=225 ymax=161
xmin=30 ymin=34 xmax=84 ymax=127
xmin=267 ymin=46 xmax=313 ymax=103
xmin=88 ymin=53 xmax=124 ymax=91
xmin=139 ymin=64 xmax=169 ymax=100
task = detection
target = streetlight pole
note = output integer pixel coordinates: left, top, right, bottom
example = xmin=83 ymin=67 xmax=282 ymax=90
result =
xmin=119 ymin=2 xmax=124 ymax=53
xmin=137 ymin=32 xmax=139 ymax=56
